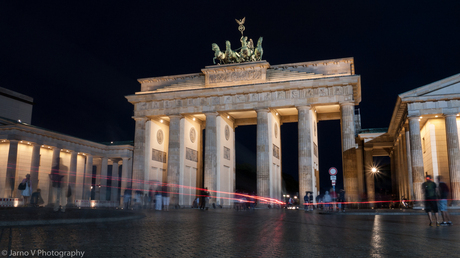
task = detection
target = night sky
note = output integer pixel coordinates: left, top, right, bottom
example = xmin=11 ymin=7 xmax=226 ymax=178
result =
xmin=1 ymin=1 xmax=459 ymax=195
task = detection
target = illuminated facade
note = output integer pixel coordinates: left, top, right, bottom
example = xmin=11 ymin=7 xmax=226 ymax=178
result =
xmin=126 ymin=58 xmax=362 ymax=206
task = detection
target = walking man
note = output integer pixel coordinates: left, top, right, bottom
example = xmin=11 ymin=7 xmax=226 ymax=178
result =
xmin=437 ymin=176 xmax=452 ymax=225
xmin=422 ymin=175 xmax=440 ymax=226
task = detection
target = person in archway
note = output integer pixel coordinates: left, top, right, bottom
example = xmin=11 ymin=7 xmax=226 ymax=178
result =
xmin=422 ymin=175 xmax=440 ymax=226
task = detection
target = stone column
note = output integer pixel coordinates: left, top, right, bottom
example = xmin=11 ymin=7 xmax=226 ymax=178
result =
xmin=111 ymin=159 xmax=120 ymax=202
xmin=167 ymin=115 xmax=182 ymax=205
xmin=48 ymin=147 xmax=61 ymax=205
xmin=83 ymin=154 xmax=93 ymax=200
xmin=364 ymin=146 xmax=375 ymax=207
xmin=408 ymin=116 xmax=424 ymax=206
xmin=356 ymin=142 xmax=365 ymax=201
xmin=341 ymin=103 xmax=358 ymax=201
xmin=297 ymin=106 xmax=313 ymax=199
xmin=445 ymin=114 xmax=460 ymax=205
xmin=256 ymin=109 xmax=270 ymax=198
xmin=67 ymin=151 xmax=77 ymax=207
xmin=204 ymin=113 xmax=218 ymax=202
xmin=132 ymin=117 xmax=148 ymax=195
xmin=29 ymin=143 xmax=41 ymax=194
xmin=99 ymin=157 xmax=109 ymax=201
xmin=120 ymin=157 xmax=131 ymax=207
xmin=4 ymin=140 xmax=18 ymax=198
xmin=405 ymin=125 xmax=414 ymax=201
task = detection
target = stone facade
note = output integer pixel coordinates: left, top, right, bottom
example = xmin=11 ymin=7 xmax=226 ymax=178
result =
xmin=127 ymin=58 xmax=362 ymax=205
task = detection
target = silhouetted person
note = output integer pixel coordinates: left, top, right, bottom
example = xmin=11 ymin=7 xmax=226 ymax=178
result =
xmin=200 ymin=187 xmax=208 ymax=210
xmin=437 ymin=176 xmax=452 ymax=225
xmin=50 ymin=172 xmax=65 ymax=212
xmin=161 ymin=184 xmax=169 ymax=211
xmin=422 ymin=175 xmax=439 ymax=226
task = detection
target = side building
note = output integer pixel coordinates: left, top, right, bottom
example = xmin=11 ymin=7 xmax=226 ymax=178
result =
xmin=0 ymin=86 xmax=133 ymax=207
xmin=358 ymin=73 xmax=460 ymax=207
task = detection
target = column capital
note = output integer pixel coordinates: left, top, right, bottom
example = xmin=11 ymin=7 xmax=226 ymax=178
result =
xmin=364 ymin=146 xmax=373 ymax=152
xmin=203 ymin=112 xmax=219 ymax=117
xmin=110 ymin=158 xmax=121 ymax=164
xmin=296 ymin=105 xmax=311 ymax=111
xmin=408 ymin=116 xmax=420 ymax=121
xmin=339 ymin=102 xmax=355 ymax=107
xmin=444 ymin=113 xmax=459 ymax=117
xmin=256 ymin=108 xmax=270 ymax=114
xmin=133 ymin=116 xmax=148 ymax=122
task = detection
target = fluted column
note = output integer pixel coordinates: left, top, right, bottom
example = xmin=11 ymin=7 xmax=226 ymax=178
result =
xmin=4 ymin=140 xmax=18 ymax=198
xmin=120 ymin=157 xmax=131 ymax=207
xmin=204 ymin=113 xmax=218 ymax=202
xmin=132 ymin=117 xmax=148 ymax=194
xmin=405 ymin=125 xmax=414 ymax=201
xmin=445 ymin=114 xmax=460 ymax=205
xmin=408 ymin=116 xmax=424 ymax=206
xmin=83 ymin=154 xmax=93 ymax=200
xmin=341 ymin=103 xmax=358 ymax=201
xmin=48 ymin=147 xmax=61 ymax=205
xmin=67 ymin=151 xmax=77 ymax=206
xmin=30 ymin=143 xmax=41 ymax=194
xmin=111 ymin=159 xmax=120 ymax=202
xmin=297 ymin=106 xmax=313 ymax=199
xmin=257 ymin=109 xmax=270 ymax=198
xmin=167 ymin=115 xmax=182 ymax=205
xmin=99 ymin=157 xmax=109 ymax=201
xmin=364 ymin=146 xmax=375 ymax=206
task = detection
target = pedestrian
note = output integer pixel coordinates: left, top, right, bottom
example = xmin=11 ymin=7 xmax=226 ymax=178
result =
xmin=49 ymin=171 xmax=65 ymax=212
xmin=155 ymin=186 xmax=162 ymax=210
xmin=309 ymin=192 xmax=314 ymax=211
xmin=330 ymin=188 xmax=337 ymax=211
xmin=200 ymin=187 xmax=209 ymax=210
xmin=161 ymin=183 xmax=169 ymax=211
xmin=20 ymin=174 xmax=32 ymax=207
xmin=338 ymin=189 xmax=346 ymax=212
xmin=437 ymin=176 xmax=452 ymax=226
xmin=323 ymin=191 xmax=332 ymax=211
xmin=422 ymin=175 xmax=440 ymax=226
xmin=123 ymin=189 xmax=132 ymax=209
xmin=304 ymin=192 xmax=309 ymax=210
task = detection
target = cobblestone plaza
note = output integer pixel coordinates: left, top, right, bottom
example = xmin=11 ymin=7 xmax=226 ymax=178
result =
xmin=0 ymin=209 xmax=458 ymax=257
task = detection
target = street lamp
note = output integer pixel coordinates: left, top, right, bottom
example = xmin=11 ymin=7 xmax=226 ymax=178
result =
xmin=371 ymin=167 xmax=378 ymax=173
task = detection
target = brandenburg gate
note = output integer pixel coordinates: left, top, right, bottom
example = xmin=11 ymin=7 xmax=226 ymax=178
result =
xmin=126 ymin=20 xmax=361 ymax=206
xmin=126 ymin=57 xmax=361 ymax=206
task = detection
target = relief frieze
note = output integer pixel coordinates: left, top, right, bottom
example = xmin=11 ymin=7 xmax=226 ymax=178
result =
xmin=208 ymin=70 xmax=262 ymax=84
xmin=249 ymin=93 xmax=259 ymax=102
xmin=291 ymin=90 xmax=299 ymax=99
xmin=236 ymin=94 xmax=246 ymax=103
xmin=186 ymin=147 xmax=198 ymax=162
xmin=212 ymin=97 xmax=220 ymax=105
xmin=224 ymin=96 xmax=232 ymax=104
xmin=224 ymin=146 xmax=231 ymax=160
xmin=277 ymin=91 xmax=286 ymax=100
